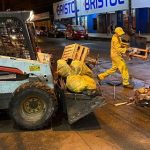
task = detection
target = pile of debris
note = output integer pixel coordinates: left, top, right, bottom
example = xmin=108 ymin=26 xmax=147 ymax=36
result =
xmin=114 ymin=87 xmax=150 ymax=107
xmin=133 ymin=87 xmax=150 ymax=107
xmin=56 ymin=43 xmax=101 ymax=96
xmin=57 ymin=59 xmax=96 ymax=93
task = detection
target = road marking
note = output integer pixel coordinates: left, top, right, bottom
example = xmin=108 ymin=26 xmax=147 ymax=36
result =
xmin=81 ymin=42 xmax=95 ymax=45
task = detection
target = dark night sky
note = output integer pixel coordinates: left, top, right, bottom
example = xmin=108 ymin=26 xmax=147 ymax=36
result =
xmin=0 ymin=0 xmax=60 ymax=13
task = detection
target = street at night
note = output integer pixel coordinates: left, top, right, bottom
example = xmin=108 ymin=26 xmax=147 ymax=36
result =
xmin=0 ymin=37 xmax=149 ymax=150
xmin=0 ymin=0 xmax=149 ymax=150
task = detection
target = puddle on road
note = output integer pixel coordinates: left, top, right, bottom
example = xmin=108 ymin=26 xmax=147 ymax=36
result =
xmin=132 ymin=78 xmax=150 ymax=89
xmin=93 ymin=60 xmax=150 ymax=89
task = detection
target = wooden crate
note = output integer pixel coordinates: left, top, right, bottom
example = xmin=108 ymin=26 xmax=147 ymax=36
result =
xmin=61 ymin=43 xmax=90 ymax=62
xmin=129 ymin=47 xmax=150 ymax=60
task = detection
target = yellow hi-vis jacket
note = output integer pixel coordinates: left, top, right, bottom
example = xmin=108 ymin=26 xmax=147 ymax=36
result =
xmin=111 ymin=34 xmax=127 ymax=58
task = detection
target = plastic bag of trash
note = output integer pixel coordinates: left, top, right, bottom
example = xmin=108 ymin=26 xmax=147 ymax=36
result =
xmin=57 ymin=59 xmax=71 ymax=77
xmin=66 ymin=75 xmax=96 ymax=93
xmin=82 ymin=63 xmax=93 ymax=77
xmin=66 ymin=75 xmax=87 ymax=93
xmin=70 ymin=60 xmax=93 ymax=77
xmin=70 ymin=60 xmax=82 ymax=75
xmin=82 ymin=75 xmax=96 ymax=90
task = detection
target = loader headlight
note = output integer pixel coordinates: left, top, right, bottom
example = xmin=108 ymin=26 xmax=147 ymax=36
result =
xmin=10 ymin=35 xmax=17 ymax=40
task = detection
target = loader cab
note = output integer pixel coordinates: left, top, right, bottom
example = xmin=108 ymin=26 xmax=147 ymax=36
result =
xmin=0 ymin=11 xmax=37 ymax=60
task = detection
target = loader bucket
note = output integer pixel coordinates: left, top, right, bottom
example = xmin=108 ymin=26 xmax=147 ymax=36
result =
xmin=64 ymin=92 xmax=105 ymax=124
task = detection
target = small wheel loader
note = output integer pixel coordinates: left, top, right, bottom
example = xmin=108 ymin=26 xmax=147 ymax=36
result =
xmin=0 ymin=11 xmax=104 ymax=130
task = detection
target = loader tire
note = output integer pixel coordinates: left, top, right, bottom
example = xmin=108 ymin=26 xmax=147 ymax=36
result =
xmin=9 ymin=82 xmax=56 ymax=130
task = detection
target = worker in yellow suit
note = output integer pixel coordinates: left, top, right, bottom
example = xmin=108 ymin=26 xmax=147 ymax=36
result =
xmin=98 ymin=27 xmax=134 ymax=89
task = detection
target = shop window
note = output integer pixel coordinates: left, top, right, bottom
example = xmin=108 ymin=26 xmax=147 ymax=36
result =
xmin=93 ymin=18 xmax=97 ymax=30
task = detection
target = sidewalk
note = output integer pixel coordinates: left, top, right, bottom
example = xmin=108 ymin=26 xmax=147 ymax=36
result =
xmin=88 ymin=33 xmax=150 ymax=42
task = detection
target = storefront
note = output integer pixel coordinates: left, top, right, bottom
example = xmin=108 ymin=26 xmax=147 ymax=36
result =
xmin=53 ymin=0 xmax=150 ymax=33
xmin=132 ymin=0 xmax=150 ymax=33
xmin=53 ymin=0 xmax=128 ymax=33
xmin=120 ymin=0 xmax=150 ymax=34
xmin=136 ymin=8 xmax=150 ymax=33
xmin=33 ymin=12 xmax=51 ymax=31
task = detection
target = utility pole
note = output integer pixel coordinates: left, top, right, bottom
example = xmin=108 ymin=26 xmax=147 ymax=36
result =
xmin=74 ymin=0 xmax=78 ymax=25
xmin=106 ymin=12 xmax=108 ymax=35
xmin=128 ymin=0 xmax=132 ymax=30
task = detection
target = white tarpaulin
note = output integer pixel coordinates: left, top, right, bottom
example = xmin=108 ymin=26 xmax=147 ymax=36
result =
xmin=53 ymin=0 xmax=128 ymax=20
xmin=132 ymin=0 xmax=150 ymax=8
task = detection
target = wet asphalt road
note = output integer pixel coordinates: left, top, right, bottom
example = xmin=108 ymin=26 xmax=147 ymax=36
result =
xmin=0 ymin=37 xmax=111 ymax=132
xmin=0 ymin=37 xmax=150 ymax=150
xmin=37 ymin=37 xmax=111 ymax=61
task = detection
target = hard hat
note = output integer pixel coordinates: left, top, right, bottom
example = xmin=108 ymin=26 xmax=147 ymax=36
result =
xmin=115 ymin=27 xmax=125 ymax=36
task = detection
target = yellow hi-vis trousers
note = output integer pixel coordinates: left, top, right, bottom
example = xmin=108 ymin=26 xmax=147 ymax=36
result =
xmin=98 ymin=57 xmax=129 ymax=85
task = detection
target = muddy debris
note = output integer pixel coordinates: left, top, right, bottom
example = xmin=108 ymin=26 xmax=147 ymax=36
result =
xmin=133 ymin=87 xmax=150 ymax=107
xmin=114 ymin=87 xmax=150 ymax=107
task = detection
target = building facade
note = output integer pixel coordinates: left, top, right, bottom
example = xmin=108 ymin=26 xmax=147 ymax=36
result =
xmin=53 ymin=0 xmax=150 ymax=33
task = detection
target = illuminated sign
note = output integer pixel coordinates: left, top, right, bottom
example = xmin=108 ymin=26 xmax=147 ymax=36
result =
xmin=53 ymin=0 xmax=76 ymax=19
xmin=85 ymin=0 xmax=125 ymax=10
xmin=56 ymin=0 xmax=79 ymax=15
xmin=53 ymin=0 xmax=128 ymax=19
